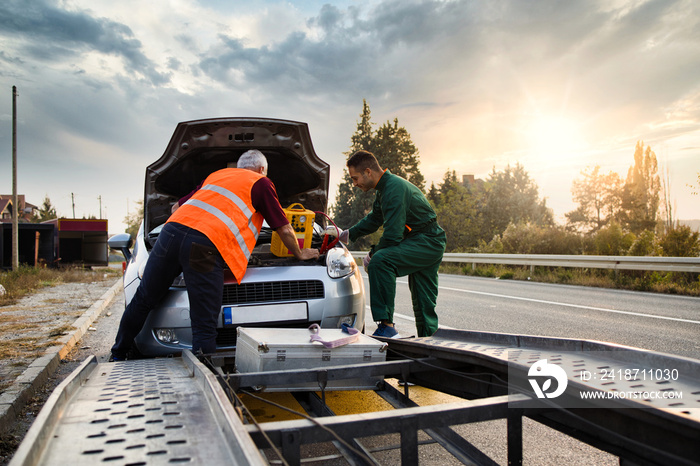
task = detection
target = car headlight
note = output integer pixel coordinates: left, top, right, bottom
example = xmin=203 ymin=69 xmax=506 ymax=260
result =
xmin=326 ymin=247 xmax=356 ymax=278
xmin=337 ymin=315 xmax=356 ymax=327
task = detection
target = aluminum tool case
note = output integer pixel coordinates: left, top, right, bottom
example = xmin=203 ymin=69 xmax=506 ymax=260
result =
xmin=235 ymin=327 xmax=387 ymax=391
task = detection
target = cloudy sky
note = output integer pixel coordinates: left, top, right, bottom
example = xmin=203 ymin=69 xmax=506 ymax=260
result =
xmin=1 ymin=0 xmax=698 ymax=233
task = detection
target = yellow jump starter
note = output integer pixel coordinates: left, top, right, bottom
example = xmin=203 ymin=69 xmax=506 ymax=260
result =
xmin=270 ymin=203 xmax=315 ymax=257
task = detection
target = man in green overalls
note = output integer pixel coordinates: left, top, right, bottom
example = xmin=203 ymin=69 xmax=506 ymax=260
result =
xmin=339 ymin=150 xmax=446 ymax=338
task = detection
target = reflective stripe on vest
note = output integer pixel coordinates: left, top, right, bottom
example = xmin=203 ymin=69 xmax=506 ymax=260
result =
xmin=190 ymin=182 xmax=262 ymax=253
xmin=183 ymin=198 xmax=254 ymax=259
xmin=168 ymin=168 xmax=265 ymax=283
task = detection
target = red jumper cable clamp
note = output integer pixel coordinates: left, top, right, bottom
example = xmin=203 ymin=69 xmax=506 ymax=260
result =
xmin=314 ymin=211 xmax=340 ymax=254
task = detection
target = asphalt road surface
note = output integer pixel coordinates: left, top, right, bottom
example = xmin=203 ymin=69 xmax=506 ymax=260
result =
xmin=373 ymin=273 xmax=700 ymax=361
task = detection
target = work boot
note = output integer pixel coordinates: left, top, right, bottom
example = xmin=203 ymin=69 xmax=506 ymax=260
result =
xmin=372 ymin=322 xmax=401 ymax=339
xmin=125 ymin=346 xmax=145 ymax=360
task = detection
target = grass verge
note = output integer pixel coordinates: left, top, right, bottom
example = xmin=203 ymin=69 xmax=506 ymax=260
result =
xmin=0 ymin=266 xmax=120 ymax=305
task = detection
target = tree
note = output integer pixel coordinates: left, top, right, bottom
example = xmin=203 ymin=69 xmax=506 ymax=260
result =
xmin=31 ymin=195 xmax=57 ymax=223
xmin=566 ymin=166 xmax=606 ymax=232
xmin=436 ymin=170 xmax=461 ymax=203
xmin=601 ymin=171 xmax=624 ymax=224
xmin=332 ymin=100 xmax=377 ymax=238
xmin=372 ymin=118 xmax=424 ymax=191
xmin=426 ymin=182 xmax=440 ymax=207
xmin=620 ymin=141 xmax=660 ymax=234
xmin=479 ymin=163 xmax=553 ymax=242
xmin=566 ymin=166 xmax=623 ymax=233
xmin=123 ymin=200 xmax=143 ymax=239
xmin=433 ymin=170 xmax=480 ymax=251
xmin=331 ymin=100 xmax=425 ymax=249
xmin=660 ymin=164 xmax=674 ymax=233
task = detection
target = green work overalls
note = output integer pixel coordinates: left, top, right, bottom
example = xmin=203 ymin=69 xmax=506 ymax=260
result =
xmin=349 ymin=170 xmax=447 ymax=337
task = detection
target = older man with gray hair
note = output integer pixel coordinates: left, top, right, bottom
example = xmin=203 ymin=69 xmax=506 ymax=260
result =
xmin=110 ymin=150 xmax=319 ymax=361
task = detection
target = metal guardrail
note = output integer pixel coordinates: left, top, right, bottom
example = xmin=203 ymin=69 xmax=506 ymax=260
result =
xmin=350 ymin=252 xmax=700 ymax=273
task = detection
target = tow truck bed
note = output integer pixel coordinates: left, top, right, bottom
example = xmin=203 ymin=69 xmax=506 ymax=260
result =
xmin=10 ymin=329 xmax=700 ymax=465
xmin=10 ymin=352 xmax=265 ymax=465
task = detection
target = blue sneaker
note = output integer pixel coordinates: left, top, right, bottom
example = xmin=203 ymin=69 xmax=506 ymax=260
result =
xmin=372 ymin=323 xmax=401 ymax=339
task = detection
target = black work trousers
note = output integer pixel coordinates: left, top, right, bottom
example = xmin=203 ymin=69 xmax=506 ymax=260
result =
xmin=111 ymin=222 xmax=224 ymax=358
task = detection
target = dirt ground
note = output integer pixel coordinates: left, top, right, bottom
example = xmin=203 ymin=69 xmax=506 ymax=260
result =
xmin=0 ymin=276 xmax=121 ymax=465
xmin=0 ymin=276 xmax=116 ymax=394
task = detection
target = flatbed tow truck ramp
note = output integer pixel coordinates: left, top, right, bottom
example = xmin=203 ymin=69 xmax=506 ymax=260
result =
xmin=10 ymin=329 xmax=700 ymax=465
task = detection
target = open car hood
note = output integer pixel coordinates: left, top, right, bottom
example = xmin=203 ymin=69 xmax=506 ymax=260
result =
xmin=143 ymin=118 xmax=330 ymax=237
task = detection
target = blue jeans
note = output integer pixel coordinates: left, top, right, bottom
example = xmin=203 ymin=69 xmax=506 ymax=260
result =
xmin=111 ymin=222 xmax=225 ymax=357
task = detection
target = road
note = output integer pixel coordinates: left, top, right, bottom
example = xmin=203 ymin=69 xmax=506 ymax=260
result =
xmin=371 ymin=273 xmax=700 ymax=361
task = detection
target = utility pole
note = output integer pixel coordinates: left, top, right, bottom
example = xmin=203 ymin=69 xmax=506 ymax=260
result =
xmin=12 ymin=86 xmax=19 ymax=271
xmin=98 ymin=195 xmax=102 ymax=219
xmin=72 ymin=192 xmax=75 ymax=218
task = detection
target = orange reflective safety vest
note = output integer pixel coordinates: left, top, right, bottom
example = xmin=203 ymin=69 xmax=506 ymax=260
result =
xmin=168 ymin=168 xmax=265 ymax=283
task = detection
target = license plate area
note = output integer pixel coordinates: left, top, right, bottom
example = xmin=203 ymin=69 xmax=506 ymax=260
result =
xmin=222 ymin=302 xmax=308 ymax=326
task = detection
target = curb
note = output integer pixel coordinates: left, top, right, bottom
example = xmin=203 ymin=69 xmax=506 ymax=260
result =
xmin=0 ymin=278 xmax=123 ymax=436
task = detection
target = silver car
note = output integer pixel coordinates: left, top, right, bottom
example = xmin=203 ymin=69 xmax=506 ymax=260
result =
xmin=109 ymin=118 xmax=365 ymax=357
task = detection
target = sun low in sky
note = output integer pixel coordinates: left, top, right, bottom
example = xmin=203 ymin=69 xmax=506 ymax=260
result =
xmin=0 ymin=0 xmax=698 ymax=232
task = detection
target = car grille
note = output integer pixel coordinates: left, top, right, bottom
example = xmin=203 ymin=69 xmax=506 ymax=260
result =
xmin=222 ymin=280 xmax=324 ymax=305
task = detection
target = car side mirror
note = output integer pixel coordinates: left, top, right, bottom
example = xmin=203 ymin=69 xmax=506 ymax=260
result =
xmin=109 ymin=233 xmax=133 ymax=262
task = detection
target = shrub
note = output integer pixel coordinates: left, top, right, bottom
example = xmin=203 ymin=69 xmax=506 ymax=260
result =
xmin=556 ymin=269 xmax=574 ymax=283
xmin=499 ymin=222 xmax=583 ymax=254
xmin=628 ymin=230 xmax=659 ymax=256
xmin=593 ymin=222 xmax=635 ymax=255
xmin=659 ymin=226 xmax=700 ymax=257
xmin=478 ymin=236 xmax=504 ymax=254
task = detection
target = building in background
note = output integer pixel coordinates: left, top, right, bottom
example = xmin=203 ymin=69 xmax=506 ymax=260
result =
xmin=0 ymin=195 xmax=108 ymax=269
xmin=0 ymin=195 xmax=38 ymax=223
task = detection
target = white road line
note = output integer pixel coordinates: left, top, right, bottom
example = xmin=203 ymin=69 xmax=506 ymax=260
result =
xmin=364 ymin=275 xmax=698 ymax=326
xmin=438 ymin=285 xmax=700 ymax=325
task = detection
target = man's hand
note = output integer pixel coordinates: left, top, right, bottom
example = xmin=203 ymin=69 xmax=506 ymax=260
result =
xmin=363 ymin=253 xmax=371 ymax=268
xmin=275 ymin=223 xmax=319 ymax=260
xmin=338 ymin=229 xmax=350 ymax=244
xmin=298 ymin=248 xmax=320 ymax=261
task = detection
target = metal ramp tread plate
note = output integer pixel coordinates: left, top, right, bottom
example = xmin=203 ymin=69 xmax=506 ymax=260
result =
xmin=11 ymin=352 xmax=265 ymax=466
xmin=392 ymin=329 xmax=700 ymax=417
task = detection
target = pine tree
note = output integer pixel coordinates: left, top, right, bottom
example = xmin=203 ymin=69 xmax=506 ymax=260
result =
xmin=372 ymin=119 xmax=424 ymax=191
xmin=332 ymin=100 xmax=376 ymax=232
xmin=427 ymin=182 xmax=440 ymax=207
xmin=31 ymin=195 xmax=57 ymax=223
xmin=331 ymin=100 xmax=425 ymax=249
